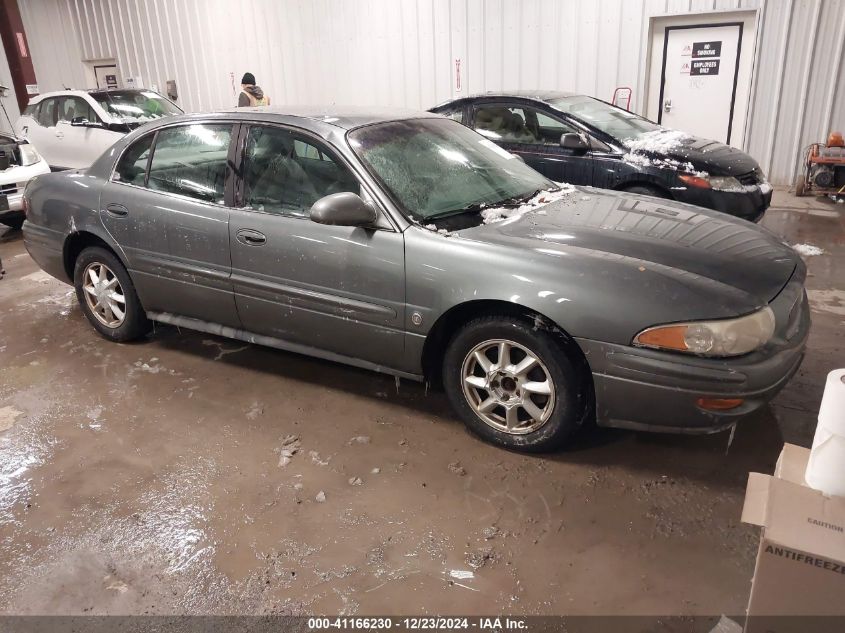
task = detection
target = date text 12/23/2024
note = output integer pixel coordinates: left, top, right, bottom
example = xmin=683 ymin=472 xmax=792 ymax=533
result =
xmin=307 ymin=617 xmax=528 ymax=631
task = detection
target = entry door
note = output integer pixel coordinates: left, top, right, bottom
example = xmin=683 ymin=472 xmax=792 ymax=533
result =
xmin=94 ymin=65 xmax=120 ymax=89
xmin=658 ymin=24 xmax=742 ymax=143
xmin=229 ymin=124 xmax=406 ymax=367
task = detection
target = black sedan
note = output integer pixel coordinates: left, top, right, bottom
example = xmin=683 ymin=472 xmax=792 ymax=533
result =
xmin=431 ymin=91 xmax=772 ymax=222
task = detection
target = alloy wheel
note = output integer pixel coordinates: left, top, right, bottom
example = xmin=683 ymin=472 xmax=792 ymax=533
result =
xmin=460 ymin=338 xmax=556 ymax=434
xmin=82 ymin=262 xmax=126 ymax=328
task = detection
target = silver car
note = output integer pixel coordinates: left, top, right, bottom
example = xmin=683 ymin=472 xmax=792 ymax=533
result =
xmin=22 ymin=108 xmax=809 ymax=452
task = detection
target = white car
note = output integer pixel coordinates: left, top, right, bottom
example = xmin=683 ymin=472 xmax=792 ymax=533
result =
xmin=0 ymin=132 xmax=50 ymax=229
xmin=15 ymin=89 xmax=182 ymax=170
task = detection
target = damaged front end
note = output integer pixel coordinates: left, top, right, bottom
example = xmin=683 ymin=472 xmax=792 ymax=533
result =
xmin=1 ymin=133 xmax=50 ymax=228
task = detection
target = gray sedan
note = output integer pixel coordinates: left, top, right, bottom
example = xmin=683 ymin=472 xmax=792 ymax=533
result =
xmin=22 ymin=108 xmax=808 ymax=452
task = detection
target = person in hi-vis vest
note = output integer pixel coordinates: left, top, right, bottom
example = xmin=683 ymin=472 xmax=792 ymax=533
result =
xmin=237 ymin=73 xmax=270 ymax=107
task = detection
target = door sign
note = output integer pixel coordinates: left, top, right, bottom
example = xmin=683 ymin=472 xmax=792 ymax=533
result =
xmin=691 ymin=59 xmax=720 ymax=76
xmin=692 ymin=41 xmax=722 ymax=58
xmin=681 ymin=40 xmax=723 ymax=76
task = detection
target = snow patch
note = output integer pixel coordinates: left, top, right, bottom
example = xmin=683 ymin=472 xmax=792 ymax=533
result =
xmin=621 ymin=129 xmax=710 ymax=175
xmin=624 ymin=129 xmax=691 ymax=154
xmin=622 ymin=152 xmax=703 ymax=175
xmin=480 ymin=184 xmax=576 ymax=224
xmin=792 ymin=243 xmax=824 ymax=257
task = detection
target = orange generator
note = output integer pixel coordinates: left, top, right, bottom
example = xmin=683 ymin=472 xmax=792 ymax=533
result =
xmin=795 ymin=131 xmax=845 ymax=199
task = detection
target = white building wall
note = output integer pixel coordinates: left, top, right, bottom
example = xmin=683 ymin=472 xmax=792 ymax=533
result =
xmin=12 ymin=0 xmax=845 ymax=184
xmin=0 ymin=34 xmax=22 ymax=135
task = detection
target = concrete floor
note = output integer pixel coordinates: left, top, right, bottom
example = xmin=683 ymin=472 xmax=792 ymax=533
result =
xmin=0 ymin=189 xmax=842 ymax=616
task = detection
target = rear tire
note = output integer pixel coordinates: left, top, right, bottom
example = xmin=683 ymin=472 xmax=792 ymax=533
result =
xmin=442 ymin=316 xmax=586 ymax=452
xmin=794 ymin=174 xmax=807 ymax=197
xmin=73 ymin=246 xmax=150 ymax=342
xmin=624 ymin=185 xmax=669 ymax=199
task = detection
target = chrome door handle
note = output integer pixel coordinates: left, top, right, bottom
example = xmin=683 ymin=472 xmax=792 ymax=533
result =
xmin=664 ymin=99 xmax=673 ymax=113
xmin=237 ymin=228 xmax=266 ymax=246
xmin=105 ymin=203 xmax=128 ymax=217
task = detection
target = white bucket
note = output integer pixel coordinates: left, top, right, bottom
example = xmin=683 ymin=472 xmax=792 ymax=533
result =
xmin=805 ymin=369 xmax=845 ymax=497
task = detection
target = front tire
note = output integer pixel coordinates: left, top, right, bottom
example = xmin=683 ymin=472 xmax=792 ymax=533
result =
xmin=442 ymin=316 xmax=586 ymax=452
xmin=624 ymin=184 xmax=669 ymax=199
xmin=73 ymin=246 xmax=150 ymax=342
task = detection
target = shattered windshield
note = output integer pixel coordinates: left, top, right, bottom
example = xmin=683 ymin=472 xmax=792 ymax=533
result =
xmin=548 ymin=95 xmax=661 ymax=142
xmin=92 ymin=90 xmax=182 ymax=124
xmin=347 ymin=118 xmax=557 ymax=221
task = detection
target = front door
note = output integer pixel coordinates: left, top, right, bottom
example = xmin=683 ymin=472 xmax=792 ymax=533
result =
xmin=657 ymin=23 xmax=742 ymax=143
xmin=228 ymin=124 xmax=406 ymax=367
xmin=99 ymin=122 xmax=239 ymax=327
xmin=471 ymin=103 xmax=593 ymax=185
xmin=54 ymin=96 xmax=116 ymax=169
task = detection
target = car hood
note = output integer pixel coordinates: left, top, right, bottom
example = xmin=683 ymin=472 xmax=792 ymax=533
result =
xmin=625 ymin=129 xmax=761 ymax=177
xmin=454 ymin=188 xmax=796 ymax=306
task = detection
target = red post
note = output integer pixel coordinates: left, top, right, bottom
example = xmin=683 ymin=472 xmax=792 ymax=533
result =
xmin=0 ymin=0 xmax=38 ymax=113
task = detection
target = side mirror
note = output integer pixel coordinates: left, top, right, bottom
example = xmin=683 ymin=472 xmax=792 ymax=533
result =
xmin=70 ymin=116 xmax=102 ymax=128
xmin=560 ymin=132 xmax=589 ymax=153
xmin=310 ymin=192 xmax=377 ymax=227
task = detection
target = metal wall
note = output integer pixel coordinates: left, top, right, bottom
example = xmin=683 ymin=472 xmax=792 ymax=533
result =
xmin=0 ymin=34 xmax=21 ymax=134
xmin=11 ymin=0 xmax=845 ymax=184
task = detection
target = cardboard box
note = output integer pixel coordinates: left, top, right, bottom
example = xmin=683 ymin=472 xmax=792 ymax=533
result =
xmin=741 ymin=444 xmax=845 ymax=632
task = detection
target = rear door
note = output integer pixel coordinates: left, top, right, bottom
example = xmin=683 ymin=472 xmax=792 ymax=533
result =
xmin=228 ymin=123 xmax=406 ymax=367
xmin=471 ymin=102 xmax=593 ymax=184
xmin=24 ymin=98 xmax=59 ymax=167
xmin=99 ymin=122 xmax=239 ymax=327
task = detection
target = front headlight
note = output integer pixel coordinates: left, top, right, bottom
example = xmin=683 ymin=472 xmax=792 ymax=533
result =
xmin=633 ymin=306 xmax=776 ymax=357
xmin=678 ymin=173 xmax=744 ymax=192
xmin=19 ymin=143 xmax=41 ymax=167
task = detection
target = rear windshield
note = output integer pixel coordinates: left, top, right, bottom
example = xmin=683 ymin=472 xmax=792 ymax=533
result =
xmin=92 ymin=90 xmax=182 ymax=123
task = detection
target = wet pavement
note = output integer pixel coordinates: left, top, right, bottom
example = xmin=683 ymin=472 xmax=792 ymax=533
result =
xmin=0 ymin=189 xmax=842 ymax=616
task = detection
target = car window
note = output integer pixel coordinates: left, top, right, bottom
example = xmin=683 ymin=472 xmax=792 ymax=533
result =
xmin=439 ymin=106 xmax=465 ymax=124
xmin=534 ymin=111 xmax=579 ymax=144
xmin=243 ymin=126 xmax=359 ymax=218
xmin=58 ymin=97 xmax=99 ymax=124
xmin=293 ymin=139 xmax=332 ymax=162
xmin=474 ymin=105 xmax=577 ymax=145
xmin=23 ymin=103 xmax=40 ymax=118
xmin=36 ymin=98 xmax=58 ymax=127
xmin=146 ymin=124 xmax=233 ymax=204
xmin=113 ymin=133 xmax=154 ymax=186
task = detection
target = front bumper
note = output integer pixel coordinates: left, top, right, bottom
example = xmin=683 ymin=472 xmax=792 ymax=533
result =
xmin=576 ymin=273 xmax=810 ymax=433
xmin=0 ymin=160 xmax=51 ymax=221
xmin=673 ymin=183 xmax=772 ymax=223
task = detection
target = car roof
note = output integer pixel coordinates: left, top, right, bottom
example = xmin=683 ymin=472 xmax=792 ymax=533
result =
xmin=433 ymin=90 xmax=582 ymax=108
xmin=27 ymin=88 xmax=168 ymax=103
xmin=28 ymin=89 xmax=94 ymax=103
xmin=214 ymin=105 xmax=442 ymax=130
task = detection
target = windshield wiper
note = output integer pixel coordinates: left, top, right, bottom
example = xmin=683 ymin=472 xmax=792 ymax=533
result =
xmin=425 ymin=187 xmax=560 ymax=221
xmin=425 ymin=201 xmax=490 ymax=220
xmin=496 ymin=188 xmax=543 ymax=206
